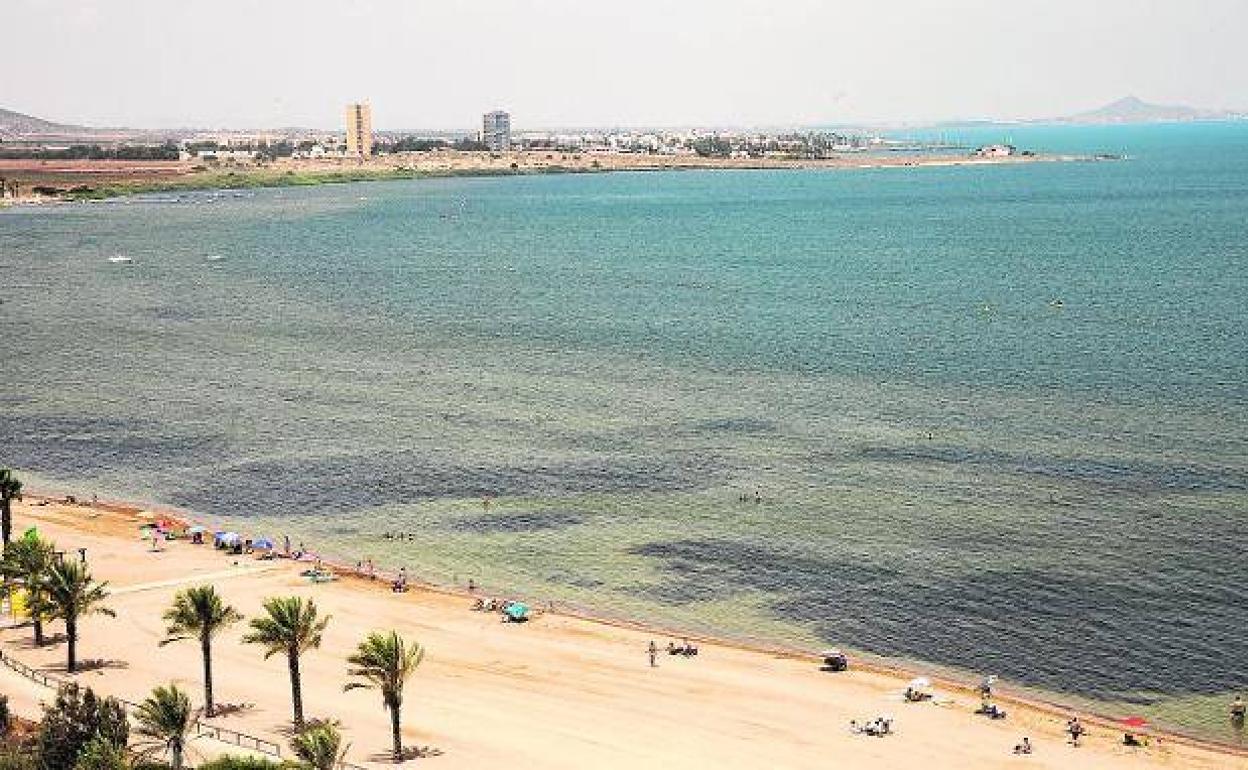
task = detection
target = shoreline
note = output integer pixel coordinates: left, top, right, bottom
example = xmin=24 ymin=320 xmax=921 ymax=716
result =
xmin=0 ymin=150 xmax=1100 ymax=206
xmin=16 ymin=486 xmax=1247 ymax=762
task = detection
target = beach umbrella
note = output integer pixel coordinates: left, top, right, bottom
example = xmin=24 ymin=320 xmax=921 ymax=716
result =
xmin=1122 ymin=716 xmax=1149 ymax=729
xmin=908 ymin=677 xmax=931 ymax=690
xmin=187 ymin=525 xmax=206 ymax=534
xmin=252 ymin=537 xmax=275 ymax=550
xmin=219 ymin=532 xmax=241 ymax=545
xmin=504 ymin=602 xmax=529 ymax=620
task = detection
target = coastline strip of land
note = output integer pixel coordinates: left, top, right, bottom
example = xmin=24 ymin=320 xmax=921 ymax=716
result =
xmin=0 ymin=149 xmax=1098 ymax=205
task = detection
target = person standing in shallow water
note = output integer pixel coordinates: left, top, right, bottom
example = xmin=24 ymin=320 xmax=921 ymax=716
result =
xmin=1232 ymin=695 xmax=1246 ymax=724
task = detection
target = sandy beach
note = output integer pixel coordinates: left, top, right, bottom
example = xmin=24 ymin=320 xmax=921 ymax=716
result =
xmin=1 ymin=496 xmax=1243 ymax=769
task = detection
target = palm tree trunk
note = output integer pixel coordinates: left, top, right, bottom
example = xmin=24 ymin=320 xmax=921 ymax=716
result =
xmin=288 ymin=650 xmax=304 ymax=726
xmin=390 ymin=702 xmax=403 ymax=759
xmin=202 ymin=635 xmax=215 ymax=717
xmin=33 ymin=614 xmax=44 ymax=646
xmin=1 ymin=498 xmax=11 ymax=548
xmin=66 ymin=616 xmax=77 ymax=673
xmin=172 ymin=738 xmax=184 ymax=770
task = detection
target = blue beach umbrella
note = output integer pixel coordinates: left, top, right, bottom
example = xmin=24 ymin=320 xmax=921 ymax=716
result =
xmin=252 ymin=537 xmax=275 ymax=550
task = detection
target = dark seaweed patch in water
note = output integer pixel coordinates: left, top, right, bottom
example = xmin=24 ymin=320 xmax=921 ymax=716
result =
xmin=623 ymin=579 xmax=725 ymax=605
xmin=148 ymin=305 xmax=199 ymax=323
xmin=633 ymin=537 xmax=1248 ymax=700
xmin=693 ymin=418 xmax=776 ymax=435
xmin=0 ymin=413 xmax=226 ymax=475
xmin=169 ymin=450 xmax=722 ymax=519
xmin=545 ymin=569 xmax=605 ymax=590
xmin=448 ymin=509 xmax=584 ymax=534
xmin=631 ymin=538 xmax=896 ymax=595
xmin=857 ymin=444 xmax=1248 ymax=493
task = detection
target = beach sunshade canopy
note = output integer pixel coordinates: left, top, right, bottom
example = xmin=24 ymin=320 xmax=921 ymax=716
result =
xmin=218 ymin=532 xmax=241 ymax=545
xmin=252 ymin=537 xmax=275 ymax=550
xmin=1121 ymin=716 xmax=1149 ymax=729
xmin=504 ymin=603 xmax=529 ymax=619
xmin=187 ymin=525 xmax=206 ymax=534
xmin=909 ymin=677 xmax=932 ymax=689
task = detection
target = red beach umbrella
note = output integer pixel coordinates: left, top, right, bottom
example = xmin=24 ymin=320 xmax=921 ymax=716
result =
xmin=1121 ymin=716 xmax=1149 ymax=729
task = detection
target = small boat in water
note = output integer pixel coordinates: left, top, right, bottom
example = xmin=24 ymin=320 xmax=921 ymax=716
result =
xmin=205 ymin=254 xmax=226 ymax=263
xmin=107 ymin=256 xmax=134 ymax=264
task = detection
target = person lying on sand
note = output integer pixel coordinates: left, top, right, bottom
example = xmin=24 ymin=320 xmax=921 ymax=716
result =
xmin=851 ymin=717 xmax=892 ymax=736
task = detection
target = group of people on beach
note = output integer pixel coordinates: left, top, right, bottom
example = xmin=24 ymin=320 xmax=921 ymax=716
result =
xmin=849 ymin=716 xmax=893 ymax=737
xmin=647 ymin=639 xmax=700 ymax=667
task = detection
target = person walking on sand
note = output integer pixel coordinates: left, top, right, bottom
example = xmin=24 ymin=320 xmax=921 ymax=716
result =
xmin=648 ymin=640 xmax=658 ymax=667
xmin=1067 ymin=716 xmax=1085 ymax=746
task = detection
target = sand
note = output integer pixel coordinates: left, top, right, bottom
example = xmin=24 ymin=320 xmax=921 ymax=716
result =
xmin=1 ymin=497 xmax=1243 ymax=769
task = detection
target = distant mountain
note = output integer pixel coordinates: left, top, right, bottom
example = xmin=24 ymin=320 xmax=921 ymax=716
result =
xmin=1060 ymin=96 xmax=1240 ymax=124
xmin=0 ymin=107 xmax=80 ymax=137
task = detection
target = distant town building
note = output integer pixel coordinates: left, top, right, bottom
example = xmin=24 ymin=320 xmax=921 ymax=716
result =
xmin=345 ymin=102 xmax=373 ymax=157
xmin=183 ymin=148 xmax=257 ymax=162
xmin=482 ymin=110 xmax=511 ymax=151
xmin=974 ymin=143 xmax=1015 ymax=158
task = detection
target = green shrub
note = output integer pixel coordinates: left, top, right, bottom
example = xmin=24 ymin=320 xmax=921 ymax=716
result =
xmin=36 ymin=684 xmax=128 ymax=770
xmin=0 ymin=750 xmax=36 ymax=770
xmin=72 ymin=736 xmax=128 ymax=770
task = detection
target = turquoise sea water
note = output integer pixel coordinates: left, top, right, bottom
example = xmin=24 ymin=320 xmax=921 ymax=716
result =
xmin=3 ymin=122 xmax=1247 ymax=740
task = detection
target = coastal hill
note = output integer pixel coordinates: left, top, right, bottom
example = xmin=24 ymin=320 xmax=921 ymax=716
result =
xmin=0 ymin=107 xmax=169 ymax=142
xmin=0 ymin=107 xmax=82 ymax=138
xmin=1059 ymin=95 xmax=1242 ymax=124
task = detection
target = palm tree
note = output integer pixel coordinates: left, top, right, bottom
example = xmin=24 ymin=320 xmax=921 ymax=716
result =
xmin=160 ymin=585 xmax=243 ymax=717
xmin=242 ymin=596 xmax=329 ymax=727
xmin=44 ymin=559 xmax=114 ymax=673
xmin=0 ymin=469 xmax=22 ymax=548
xmin=135 ymin=683 xmax=195 ymax=770
xmin=290 ymin=721 xmax=348 ymax=770
xmin=0 ymin=532 xmax=55 ymax=645
xmin=344 ymin=630 xmax=424 ymax=760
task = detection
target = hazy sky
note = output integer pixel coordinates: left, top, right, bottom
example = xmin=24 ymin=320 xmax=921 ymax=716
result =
xmin=7 ymin=0 xmax=1247 ymax=129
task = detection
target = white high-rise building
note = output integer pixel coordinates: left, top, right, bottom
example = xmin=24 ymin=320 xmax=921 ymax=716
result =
xmin=482 ymin=110 xmax=511 ymax=151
